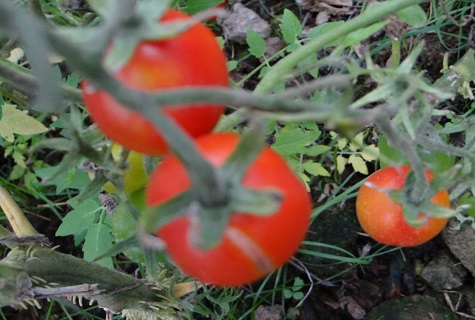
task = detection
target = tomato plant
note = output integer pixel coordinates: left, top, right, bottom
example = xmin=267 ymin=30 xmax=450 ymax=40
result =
xmin=81 ymin=9 xmax=229 ymax=156
xmin=146 ymin=133 xmax=312 ymax=286
xmin=356 ymin=166 xmax=450 ymax=247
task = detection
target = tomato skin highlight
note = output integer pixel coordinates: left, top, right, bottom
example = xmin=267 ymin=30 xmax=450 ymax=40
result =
xmin=146 ymin=133 xmax=312 ymax=286
xmin=81 ymin=9 xmax=229 ymax=155
xmin=356 ymin=166 xmax=450 ymax=247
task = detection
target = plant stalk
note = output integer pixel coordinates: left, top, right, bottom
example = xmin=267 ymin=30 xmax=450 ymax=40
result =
xmin=0 ymin=186 xmax=38 ymax=237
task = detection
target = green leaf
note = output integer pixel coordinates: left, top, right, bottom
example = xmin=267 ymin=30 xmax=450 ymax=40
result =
xmin=183 ymin=0 xmax=224 ymax=14
xmin=302 ymin=161 xmax=330 ymax=177
xmin=458 ymin=193 xmax=475 ymax=218
xmin=0 ymin=104 xmax=48 ymax=142
xmin=36 ymin=166 xmax=91 ymax=193
xmin=56 ymin=199 xmax=101 ymax=238
xmin=306 ymin=145 xmax=331 ymax=156
xmin=83 ymin=223 xmax=115 ymax=268
xmin=396 ymin=4 xmax=427 ymax=27
xmin=280 ymin=9 xmax=302 ymax=44
xmin=378 ymin=135 xmax=407 ymax=168
xmin=293 ymin=277 xmax=304 ymax=291
xmin=272 ymin=127 xmax=319 ymax=156
xmin=246 ymin=29 xmax=266 ymax=58
xmin=111 ymin=203 xmax=145 ymax=263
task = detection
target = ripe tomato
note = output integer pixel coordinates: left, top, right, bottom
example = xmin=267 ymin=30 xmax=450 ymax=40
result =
xmin=81 ymin=9 xmax=229 ymax=155
xmin=146 ymin=133 xmax=312 ymax=286
xmin=356 ymin=166 xmax=450 ymax=247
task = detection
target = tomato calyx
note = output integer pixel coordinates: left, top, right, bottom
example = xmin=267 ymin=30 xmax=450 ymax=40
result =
xmin=142 ymin=123 xmax=283 ymax=250
xmin=373 ymin=166 xmax=459 ymax=227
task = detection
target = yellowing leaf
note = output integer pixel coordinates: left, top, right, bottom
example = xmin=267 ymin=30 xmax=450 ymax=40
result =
xmin=349 ymin=132 xmax=365 ymax=151
xmin=337 ymin=137 xmax=348 ymax=150
xmin=361 ymin=144 xmax=379 ymax=162
xmin=348 ymin=155 xmax=368 ymax=175
xmin=0 ymin=104 xmax=48 ymax=142
xmin=336 ymin=155 xmax=348 ymax=174
xmin=303 ymin=161 xmax=330 ymax=177
xmin=297 ymin=172 xmax=311 ymax=192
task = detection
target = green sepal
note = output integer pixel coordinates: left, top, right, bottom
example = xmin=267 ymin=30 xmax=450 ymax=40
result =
xmin=142 ymin=190 xmax=196 ymax=234
xmin=229 ymin=188 xmax=282 ymax=215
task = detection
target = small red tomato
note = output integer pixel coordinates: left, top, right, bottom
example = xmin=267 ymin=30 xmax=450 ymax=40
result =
xmin=82 ymin=9 xmax=229 ymax=156
xmin=356 ymin=166 xmax=450 ymax=247
xmin=146 ymin=133 xmax=312 ymax=286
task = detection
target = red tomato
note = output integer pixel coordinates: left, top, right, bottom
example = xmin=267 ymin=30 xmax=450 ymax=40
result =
xmin=356 ymin=166 xmax=450 ymax=247
xmin=146 ymin=133 xmax=312 ymax=286
xmin=81 ymin=9 xmax=228 ymax=155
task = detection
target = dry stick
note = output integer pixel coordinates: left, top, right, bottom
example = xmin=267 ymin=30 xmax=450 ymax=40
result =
xmin=0 ymin=186 xmax=38 ymax=237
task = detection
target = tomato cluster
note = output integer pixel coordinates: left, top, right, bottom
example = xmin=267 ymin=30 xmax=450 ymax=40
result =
xmin=82 ymin=9 xmax=229 ymax=156
xmin=146 ymin=133 xmax=312 ymax=286
xmin=356 ymin=166 xmax=450 ymax=247
xmin=81 ymin=8 xmax=312 ymax=286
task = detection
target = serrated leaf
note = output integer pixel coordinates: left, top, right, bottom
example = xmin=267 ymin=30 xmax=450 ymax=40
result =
xmin=56 ymin=199 xmax=100 ymax=237
xmin=36 ymin=166 xmax=91 ymax=193
xmin=341 ymin=20 xmax=388 ymax=48
xmin=272 ymin=127 xmax=319 ymax=155
xmin=348 ymin=155 xmax=368 ymax=175
xmin=283 ymin=289 xmax=293 ymax=299
xmin=293 ymin=277 xmax=304 ymax=290
xmin=12 ymin=151 xmax=26 ymax=169
xmin=0 ymin=104 xmax=48 ymax=142
xmin=336 ymin=155 xmax=347 ymax=174
xmin=303 ymin=161 xmax=330 ymax=177
xmin=361 ymin=144 xmax=379 ymax=162
xmin=337 ymin=137 xmax=348 ymax=150
xmin=246 ymin=29 xmax=266 ymax=58
xmin=349 ymin=132 xmax=365 ymax=151
xmin=83 ymin=223 xmax=114 ymax=268
xmin=396 ymin=4 xmax=427 ymax=27
xmin=280 ymin=9 xmax=302 ymax=44
xmin=293 ymin=291 xmax=304 ymax=300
